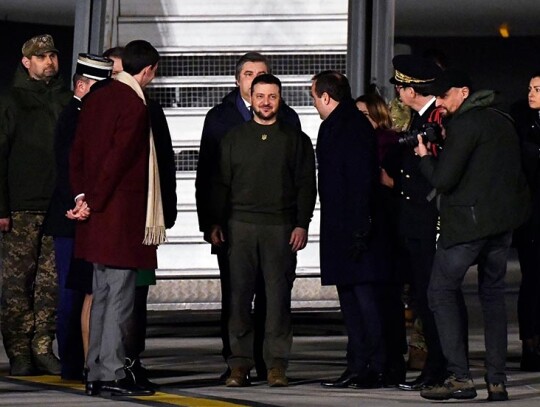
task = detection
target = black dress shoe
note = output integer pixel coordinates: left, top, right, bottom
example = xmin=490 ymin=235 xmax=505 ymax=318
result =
xmin=128 ymin=359 xmax=159 ymax=390
xmin=384 ymin=359 xmax=407 ymax=387
xmin=398 ymin=374 xmax=439 ymax=391
xmin=82 ymin=367 xmax=89 ymax=384
xmin=255 ymin=365 xmax=268 ymax=381
xmin=136 ymin=375 xmax=160 ymax=391
xmin=100 ymin=378 xmax=155 ymax=396
xmin=520 ymin=347 xmax=540 ymax=371
xmin=321 ymin=370 xmax=361 ymax=388
xmin=384 ymin=371 xmax=406 ymax=387
xmin=85 ymin=380 xmax=101 ymax=396
xmin=348 ymin=371 xmax=385 ymax=389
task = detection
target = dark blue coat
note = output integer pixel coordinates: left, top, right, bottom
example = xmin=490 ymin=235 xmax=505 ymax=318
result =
xmin=317 ymin=99 xmax=393 ymax=285
xmin=147 ymin=98 xmax=178 ymax=229
xmin=43 ymin=96 xmax=81 ymax=237
xmin=382 ymin=102 xmax=439 ymax=240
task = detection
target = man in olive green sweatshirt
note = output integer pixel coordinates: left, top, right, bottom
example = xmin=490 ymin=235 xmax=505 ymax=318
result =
xmin=210 ymin=74 xmax=316 ymax=388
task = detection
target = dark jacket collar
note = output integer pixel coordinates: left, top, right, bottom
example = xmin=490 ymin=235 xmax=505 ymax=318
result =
xmin=323 ymin=97 xmax=357 ymax=127
xmin=12 ymin=64 xmax=66 ymax=93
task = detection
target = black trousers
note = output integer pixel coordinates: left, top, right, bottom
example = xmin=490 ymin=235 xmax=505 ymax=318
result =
xmin=337 ymin=284 xmax=386 ymax=375
xmin=380 ymin=284 xmax=407 ymax=377
xmin=124 ymin=285 xmax=149 ymax=360
xmin=516 ymin=238 xmax=540 ymax=340
xmin=399 ymin=236 xmax=446 ymax=380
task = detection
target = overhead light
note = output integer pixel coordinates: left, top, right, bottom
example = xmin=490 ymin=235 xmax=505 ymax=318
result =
xmin=499 ymin=23 xmax=510 ymax=38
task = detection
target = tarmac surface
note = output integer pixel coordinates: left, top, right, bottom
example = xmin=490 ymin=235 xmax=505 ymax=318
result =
xmin=1 ymin=258 xmax=540 ymax=406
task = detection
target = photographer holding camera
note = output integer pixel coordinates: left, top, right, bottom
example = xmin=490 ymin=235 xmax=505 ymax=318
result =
xmin=383 ymin=55 xmax=448 ymax=391
xmin=416 ymin=69 xmax=530 ymax=402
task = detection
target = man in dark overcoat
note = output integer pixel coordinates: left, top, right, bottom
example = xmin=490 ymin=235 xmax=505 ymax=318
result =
xmin=312 ymin=70 xmax=391 ymax=389
xmin=384 ymin=55 xmax=448 ymax=391
xmin=44 ymin=53 xmax=113 ymax=380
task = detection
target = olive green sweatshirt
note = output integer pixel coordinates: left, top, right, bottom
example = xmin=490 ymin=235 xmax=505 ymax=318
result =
xmin=212 ymin=120 xmax=316 ymax=229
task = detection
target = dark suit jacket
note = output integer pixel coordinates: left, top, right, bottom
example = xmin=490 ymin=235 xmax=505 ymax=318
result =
xmin=383 ymin=101 xmax=439 ymax=240
xmin=148 ymin=98 xmax=177 ymax=229
xmin=70 ymin=79 xmax=157 ymax=269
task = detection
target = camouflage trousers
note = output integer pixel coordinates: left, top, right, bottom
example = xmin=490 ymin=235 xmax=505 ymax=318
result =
xmin=0 ymin=212 xmax=58 ymax=359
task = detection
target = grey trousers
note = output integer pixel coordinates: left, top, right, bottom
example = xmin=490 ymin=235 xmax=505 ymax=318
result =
xmin=87 ymin=264 xmax=136 ymax=381
xmin=428 ymin=231 xmax=512 ymax=384
xmin=227 ymin=220 xmax=296 ymax=370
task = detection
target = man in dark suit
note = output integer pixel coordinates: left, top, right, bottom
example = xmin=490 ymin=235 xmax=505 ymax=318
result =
xmin=195 ymin=52 xmax=300 ymax=381
xmin=44 ymin=53 xmax=113 ymax=380
xmin=69 ymin=40 xmax=162 ymax=397
xmin=382 ymin=55 xmax=448 ymax=391
xmin=418 ymin=69 xmax=530 ymax=402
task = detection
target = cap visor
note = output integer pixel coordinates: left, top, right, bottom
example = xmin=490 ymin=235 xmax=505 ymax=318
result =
xmin=427 ymin=81 xmax=450 ymax=97
xmin=34 ymin=48 xmax=59 ymax=56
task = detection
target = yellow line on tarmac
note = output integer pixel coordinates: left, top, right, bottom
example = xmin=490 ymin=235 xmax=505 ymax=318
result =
xmin=10 ymin=375 xmax=250 ymax=407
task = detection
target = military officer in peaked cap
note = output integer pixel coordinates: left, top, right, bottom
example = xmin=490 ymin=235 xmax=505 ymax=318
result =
xmin=381 ymin=55 xmax=449 ymax=392
xmin=44 ymin=53 xmax=113 ymax=380
xmin=390 ymin=54 xmax=441 ymax=88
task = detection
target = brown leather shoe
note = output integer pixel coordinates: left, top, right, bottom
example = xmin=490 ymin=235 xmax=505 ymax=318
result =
xmin=225 ymin=367 xmax=250 ymax=387
xmin=267 ymin=367 xmax=288 ymax=387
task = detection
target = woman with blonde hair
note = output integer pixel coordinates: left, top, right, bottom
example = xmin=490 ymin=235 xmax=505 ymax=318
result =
xmin=355 ymin=93 xmax=398 ymax=187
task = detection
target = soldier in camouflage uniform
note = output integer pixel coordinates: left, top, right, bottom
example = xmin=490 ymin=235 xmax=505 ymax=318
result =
xmin=389 ymin=96 xmax=411 ymax=132
xmin=0 ymin=34 xmax=70 ymax=375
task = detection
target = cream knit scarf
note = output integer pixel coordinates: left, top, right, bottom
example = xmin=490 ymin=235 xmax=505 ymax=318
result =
xmin=115 ymin=71 xmax=166 ymax=245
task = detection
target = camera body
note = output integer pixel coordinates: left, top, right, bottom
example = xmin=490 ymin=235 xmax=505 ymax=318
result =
xmin=398 ymin=122 xmax=443 ymax=147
